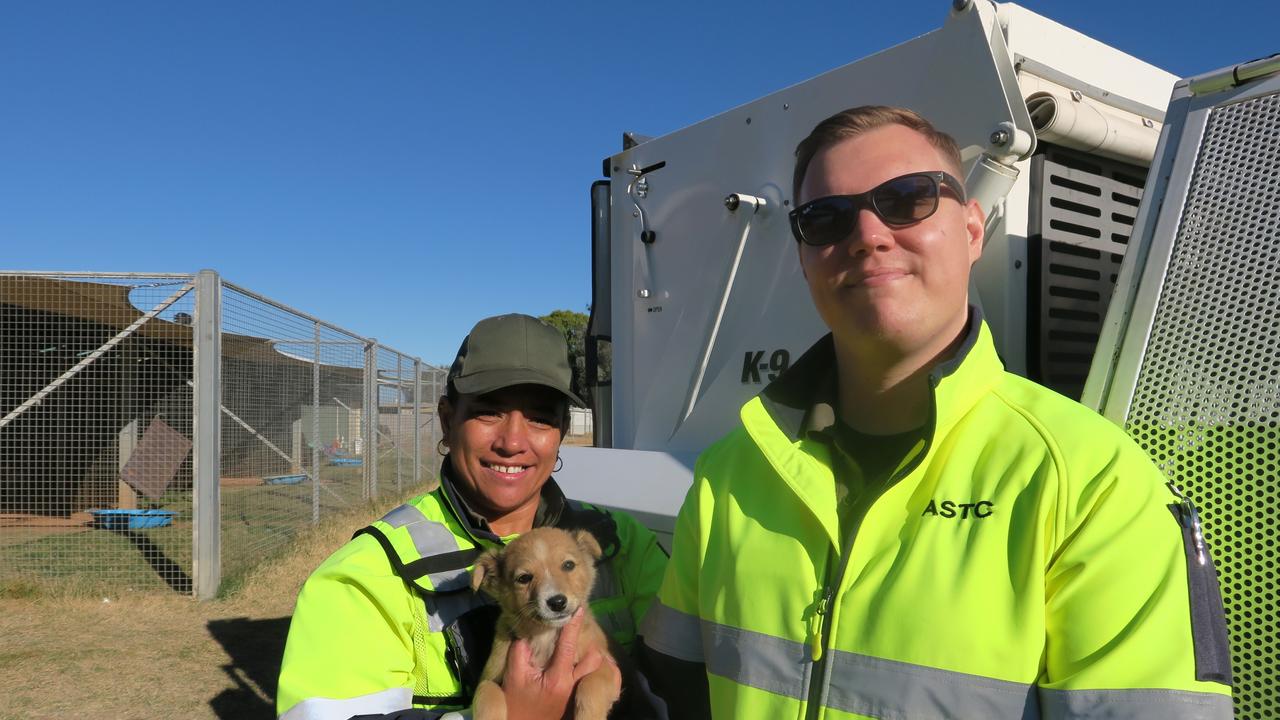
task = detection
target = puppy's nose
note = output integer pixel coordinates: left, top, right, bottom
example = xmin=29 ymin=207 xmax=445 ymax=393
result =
xmin=545 ymin=594 xmax=567 ymax=612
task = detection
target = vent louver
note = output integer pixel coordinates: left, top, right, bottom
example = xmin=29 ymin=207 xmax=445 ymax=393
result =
xmin=1029 ymin=146 xmax=1146 ymax=400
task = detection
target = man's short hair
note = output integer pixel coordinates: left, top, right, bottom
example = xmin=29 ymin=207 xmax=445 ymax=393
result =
xmin=792 ymin=106 xmax=965 ymax=203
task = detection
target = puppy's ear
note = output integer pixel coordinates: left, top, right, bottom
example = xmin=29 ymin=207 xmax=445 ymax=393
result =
xmin=471 ymin=549 xmax=501 ymax=593
xmin=572 ymin=529 xmax=603 ymax=563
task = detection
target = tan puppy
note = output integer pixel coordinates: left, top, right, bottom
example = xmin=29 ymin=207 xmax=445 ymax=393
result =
xmin=470 ymin=527 xmax=619 ymax=720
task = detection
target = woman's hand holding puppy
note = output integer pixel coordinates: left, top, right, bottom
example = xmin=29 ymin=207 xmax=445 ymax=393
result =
xmin=502 ymin=607 xmax=622 ymax=720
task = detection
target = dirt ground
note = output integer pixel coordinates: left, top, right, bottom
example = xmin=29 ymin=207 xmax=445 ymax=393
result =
xmin=0 ymin=496 xmax=402 ymax=720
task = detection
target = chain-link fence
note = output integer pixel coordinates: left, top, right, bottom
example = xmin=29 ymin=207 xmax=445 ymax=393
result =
xmin=1 ymin=270 xmax=445 ymax=598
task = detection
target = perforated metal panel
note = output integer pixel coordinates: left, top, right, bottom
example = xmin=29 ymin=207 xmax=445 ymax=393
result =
xmin=1122 ymin=91 xmax=1280 ymax=718
xmin=1028 ymin=146 xmax=1146 ymax=400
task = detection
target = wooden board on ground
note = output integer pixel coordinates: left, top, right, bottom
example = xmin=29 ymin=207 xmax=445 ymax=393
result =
xmin=121 ymin=419 xmax=192 ymax=500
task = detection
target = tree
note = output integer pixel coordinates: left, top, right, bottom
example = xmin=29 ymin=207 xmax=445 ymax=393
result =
xmin=539 ymin=309 xmax=594 ymax=406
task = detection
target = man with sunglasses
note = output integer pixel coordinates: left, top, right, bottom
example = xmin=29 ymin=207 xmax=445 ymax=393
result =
xmin=639 ymin=106 xmax=1233 ymax=719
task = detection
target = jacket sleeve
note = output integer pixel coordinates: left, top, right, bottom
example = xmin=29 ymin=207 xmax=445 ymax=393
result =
xmin=609 ymin=510 xmax=671 ymax=631
xmin=638 ymin=472 xmax=712 ymax=720
xmin=1040 ymin=435 xmax=1234 ymax=718
xmin=277 ymin=534 xmax=432 ymax=720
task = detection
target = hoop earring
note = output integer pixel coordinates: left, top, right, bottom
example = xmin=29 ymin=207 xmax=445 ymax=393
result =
xmin=437 ymin=439 xmax=449 ymax=456
xmin=554 ymin=455 xmax=564 ymax=473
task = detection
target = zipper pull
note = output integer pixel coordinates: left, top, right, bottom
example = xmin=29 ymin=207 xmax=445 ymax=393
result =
xmin=1186 ymin=500 xmax=1207 ymax=566
xmin=810 ymin=587 xmax=833 ymax=662
xmin=1169 ymin=482 xmax=1207 ymax=566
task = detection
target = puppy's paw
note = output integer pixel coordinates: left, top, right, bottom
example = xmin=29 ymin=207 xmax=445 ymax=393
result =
xmin=572 ymin=665 xmax=620 ymax=720
xmin=472 ymin=679 xmax=508 ymax=720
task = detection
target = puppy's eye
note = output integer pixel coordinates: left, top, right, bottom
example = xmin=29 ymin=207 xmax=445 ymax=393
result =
xmin=515 ymin=573 xmax=533 ymax=585
xmin=562 ymin=560 xmax=576 ymax=571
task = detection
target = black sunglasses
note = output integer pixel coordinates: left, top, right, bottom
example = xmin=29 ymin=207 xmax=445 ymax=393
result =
xmin=789 ymin=171 xmax=967 ymax=247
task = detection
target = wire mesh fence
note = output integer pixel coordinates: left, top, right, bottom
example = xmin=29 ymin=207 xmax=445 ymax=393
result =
xmin=1 ymin=270 xmax=443 ymax=598
xmin=374 ymin=345 xmax=411 ymax=499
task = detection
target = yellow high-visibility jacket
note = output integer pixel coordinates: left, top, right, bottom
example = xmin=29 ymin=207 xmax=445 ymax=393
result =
xmin=642 ymin=317 xmax=1233 ymax=719
xmin=278 ymin=473 xmax=668 ymax=720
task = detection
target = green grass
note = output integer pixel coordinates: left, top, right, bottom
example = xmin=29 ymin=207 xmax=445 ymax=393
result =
xmin=0 ymin=458 xmax=436 ymax=598
xmin=0 ymin=518 xmax=193 ymax=596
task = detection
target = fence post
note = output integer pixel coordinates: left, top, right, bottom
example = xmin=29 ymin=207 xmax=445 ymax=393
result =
xmin=192 ymin=269 xmax=222 ymax=600
xmin=363 ymin=341 xmax=378 ymax=500
xmin=312 ymin=321 xmax=321 ymax=524
xmin=396 ymin=353 xmax=403 ymax=496
xmin=414 ymin=359 xmax=422 ymax=489
xmin=430 ymin=366 xmax=440 ymax=476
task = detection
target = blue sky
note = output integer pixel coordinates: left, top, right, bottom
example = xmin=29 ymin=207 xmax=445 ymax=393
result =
xmin=2 ymin=1 xmax=1275 ymax=364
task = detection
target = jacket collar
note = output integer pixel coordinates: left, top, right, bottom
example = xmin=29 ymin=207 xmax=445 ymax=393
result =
xmin=745 ymin=306 xmax=1004 ymax=549
xmin=759 ymin=305 xmax=996 ymax=442
xmin=438 ymin=458 xmax=568 ymax=543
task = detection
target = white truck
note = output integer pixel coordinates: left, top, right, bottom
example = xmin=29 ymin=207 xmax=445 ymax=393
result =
xmin=556 ymin=2 xmax=1279 ymax=715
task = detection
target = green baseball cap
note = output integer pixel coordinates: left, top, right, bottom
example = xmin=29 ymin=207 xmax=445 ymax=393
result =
xmin=447 ymin=314 xmax=585 ymax=407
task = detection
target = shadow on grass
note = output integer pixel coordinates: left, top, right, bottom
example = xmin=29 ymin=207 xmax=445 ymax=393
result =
xmin=113 ymin=528 xmax=193 ymax=594
xmin=207 ymin=616 xmax=292 ymax=719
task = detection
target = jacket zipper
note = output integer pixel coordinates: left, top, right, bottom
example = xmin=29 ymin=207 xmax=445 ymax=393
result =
xmin=809 ymin=586 xmax=835 ymax=661
xmin=804 ymin=551 xmax=835 ymax=717
xmin=803 ymin=383 xmax=940 ymax=720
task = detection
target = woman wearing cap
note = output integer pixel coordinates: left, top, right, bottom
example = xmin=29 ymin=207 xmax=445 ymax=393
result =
xmin=277 ymin=314 xmax=668 ymax=720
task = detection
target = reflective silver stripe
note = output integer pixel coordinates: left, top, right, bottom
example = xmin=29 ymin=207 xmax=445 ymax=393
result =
xmin=383 ymin=504 xmax=461 ymax=561
xmin=644 ymin=610 xmax=1229 ymax=720
xmin=406 ymin=517 xmax=461 ymax=558
xmin=379 ymin=503 xmax=470 ymax=591
xmin=1040 ymin=687 xmax=1234 ymax=720
xmin=279 ymin=687 xmax=413 ymax=720
xmin=827 ymin=650 xmax=1038 ymax=719
xmin=380 ymin=503 xmax=428 ymax=529
xmin=702 ymin=622 xmax=808 ymax=701
xmin=640 ymin=598 xmax=706 ymax=662
xmin=424 ymin=589 xmax=490 ymax=632
xmin=654 ymin=613 xmax=1040 ymax=717
xmin=427 ymin=566 xmax=472 ymax=592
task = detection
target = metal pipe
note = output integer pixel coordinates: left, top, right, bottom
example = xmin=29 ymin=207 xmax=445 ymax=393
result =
xmin=430 ymin=366 xmax=440 ymax=477
xmin=364 ymin=342 xmax=379 ymax=500
xmin=1189 ymin=54 xmax=1280 ymax=96
xmin=221 ymin=280 xmax=370 ymax=346
xmin=414 ymin=359 xmax=422 ymax=489
xmin=0 ymin=270 xmax=194 ymax=279
xmin=396 ymin=353 xmax=404 ymax=496
xmin=267 ymin=339 xmax=367 ymax=345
